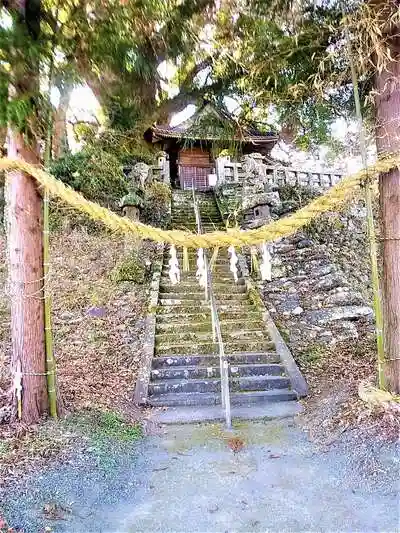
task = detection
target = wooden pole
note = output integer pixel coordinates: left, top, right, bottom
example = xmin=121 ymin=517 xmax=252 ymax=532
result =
xmin=373 ymin=0 xmax=400 ymax=393
xmin=43 ymin=17 xmax=59 ymax=419
xmin=344 ymin=20 xmax=385 ymax=389
xmin=6 ymin=0 xmax=48 ymax=423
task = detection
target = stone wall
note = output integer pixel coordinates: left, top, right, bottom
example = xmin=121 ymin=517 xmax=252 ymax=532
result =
xmin=238 ymin=183 xmax=375 ymax=355
xmin=259 ymin=230 xmax=374 ymax=354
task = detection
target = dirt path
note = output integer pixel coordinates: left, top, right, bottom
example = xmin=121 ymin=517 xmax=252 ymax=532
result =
xmin=1 ymin=418 xmax=399 ymax=533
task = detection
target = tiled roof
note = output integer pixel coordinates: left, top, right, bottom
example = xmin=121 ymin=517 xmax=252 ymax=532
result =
xmin=148 ymin=103 xmax=278 ymax=144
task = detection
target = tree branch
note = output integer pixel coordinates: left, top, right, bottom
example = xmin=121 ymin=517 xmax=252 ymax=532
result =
xmin=179 ymin=57 xmax=213 ymax=91
xmin=156 ymin=79 xmax=228 ymax=122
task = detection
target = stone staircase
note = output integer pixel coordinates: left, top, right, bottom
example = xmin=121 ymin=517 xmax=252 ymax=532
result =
xmin=147 ymin=190 xmax=301 ymax=408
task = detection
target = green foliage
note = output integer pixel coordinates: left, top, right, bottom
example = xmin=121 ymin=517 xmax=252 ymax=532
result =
xmin=278 ymin=184 xmax=319 ymax=210
xmin=120 ymin=191 xmax=144 ymax=209
xmin=73 ymin=123 xmax=98 ymax=145
xmin=111 ymin=250 xmax=149 ymax=284
xmin=143 ymin=181 xmax=172 ymax=228
xmin=94 ymin=129 xmax=156 ymax=166
xmin=297 ymin=343 xmax=326 ymax=368
xmin=308 ymin=216 xmax=344 ymax=238
xmin=50 ymin=148 xmax=127 ymax=206
xmin=211 ymin=1 xmax=356 ymax=149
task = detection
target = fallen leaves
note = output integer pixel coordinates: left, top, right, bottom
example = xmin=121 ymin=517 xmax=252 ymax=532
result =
xmin=299 ymin=330 xmax=400 ymax=443
xmin=0 ymin=228 xmax=152 ymax=483
xmin=42 ymin=502 xmax=70 ymax=521
xmin=47 ymin=229 xmax=150 ymax=413
xmin=227 ymin=436 xmax=245 ymax=454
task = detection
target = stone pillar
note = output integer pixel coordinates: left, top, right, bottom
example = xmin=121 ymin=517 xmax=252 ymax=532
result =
xmin=157 ymin=151 xmax=170 ymax=185
xmin=123 ymin=205 xmax=140 ymax=221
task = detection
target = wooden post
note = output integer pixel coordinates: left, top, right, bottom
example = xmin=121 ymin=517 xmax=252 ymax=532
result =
xmin=6 ymin=133 xmax=48 ymax=423
xmin=374 ymin=0 xmax=400 ymax=393
xmin=5 ymin=0 xmax=48 ymax=423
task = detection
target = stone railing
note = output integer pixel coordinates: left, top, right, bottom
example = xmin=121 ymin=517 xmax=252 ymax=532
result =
xmin=216 ymin=157 xmax=344 ymax=191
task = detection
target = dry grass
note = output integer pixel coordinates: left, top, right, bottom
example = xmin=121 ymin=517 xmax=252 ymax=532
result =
xmin=48 ymin=229 xmax=148 ymax=412
xmin=0 ymin=226 xmax=150 ymax=483
xmin=1 ymin=228 xmax=149 ymax=413
xmin=299 ymin=328 xmax=400 ymax=443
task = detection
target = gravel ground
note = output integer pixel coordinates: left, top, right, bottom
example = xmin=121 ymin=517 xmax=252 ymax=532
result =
xmin=1 ymin=418 xmax=399 ymax=533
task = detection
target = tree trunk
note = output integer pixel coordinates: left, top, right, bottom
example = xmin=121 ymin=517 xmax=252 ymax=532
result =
xmin=52 ymin=81 xmax=73 ymax=159
xmin=374 ymin=1 xmax=400 ymax=393
xmin=5 ymin=0 xmax=48 ymax=423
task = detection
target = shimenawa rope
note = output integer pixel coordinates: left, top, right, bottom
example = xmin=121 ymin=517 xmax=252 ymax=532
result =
xmin=1 ymin=154 xmax=399 ymax=249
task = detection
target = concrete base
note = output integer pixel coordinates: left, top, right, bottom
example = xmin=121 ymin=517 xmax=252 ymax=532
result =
xmin=149 ymin=400 xmax=303 ymax=425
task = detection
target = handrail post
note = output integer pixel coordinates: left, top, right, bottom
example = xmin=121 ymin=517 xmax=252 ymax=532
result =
xmin=192 ymin=186 xmax=232 ymax=429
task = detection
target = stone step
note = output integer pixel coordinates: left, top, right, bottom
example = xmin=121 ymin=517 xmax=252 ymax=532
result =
xmin=172 ymin=219 xmax=222 ymax=224
xmin=161 ymin=267 xmax=236 ymax=277
xmin=155 ymin=329 xmax=267 ymax=345
xmin=172 ymin=211 xmax=220 ymax=217
xmin=150 ymin=401 xmax=303 ymax=424
xmin=172 ymin=198 xmax=217 ymax=204
xmin=162 ymin=258 xmax=235 ymax=267
xmin=172 ymin=222 xmax=223 ymax=227
xmin=161 ymin=263 xmax=240 ymax=272
xmin=159 ymin=284 xmax=246 ymax=295
xmin=158 ymin=299 xmax=249 ymax=309
xmin=149 ymin=375 xmax=290 ymax=395
xmin=172 ymin=249 xmax=229 ymax=256
xmin=151 ymin=363 xmax=285 ymax=381
xmin=160 ymin=275 xmax=243 ymax=285
xmin=156 ymin=310 xmax=262 ymax=323
xmin=155 ymin=303 xmax=257 ymax=314
xmin=169 ymin=258 xmax=233 ymax=267
xmin=155 ymin=318 xmax=264 ymax=333
xmin=148 ymin=389 xmax=297 ymax=406
xmin=155 ymin=339 xmax=275 ymax=355
xmin=172 ymin=209 xmax=218 ymax=214
xmin=161 ymin=265 xmax=237 ymax=273
xmin=171 ymin=218 xmax=223 ymax=224
xmin=172 ymin=226 xmax=225 ymax=232
xmin=159 ymin=277 xmax=245 ymax=286
xmin=172 ymin=211 xmax=220 ymax=216
xmin=153 ymin=352 xmax=281 ymax=368
xmin=158 ymin=294 xmax=249 ymax=305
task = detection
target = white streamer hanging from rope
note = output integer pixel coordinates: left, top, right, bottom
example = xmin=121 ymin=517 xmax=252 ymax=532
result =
xmin=168 ymin=245 xmax=180 ymax=285
xmin=260 ymin=242 xmax=272 ymax=281
xmin=13 ymin=360 xmax=22 ymax=419
xmin=196 ymin=248 xmax=207 ymax=289
xmin=228 ymin=245 xmax=239 ymax=282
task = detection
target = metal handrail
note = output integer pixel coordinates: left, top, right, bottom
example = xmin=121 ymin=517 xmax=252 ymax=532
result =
xmin=192 ymin=184 xmax=232 ymax=429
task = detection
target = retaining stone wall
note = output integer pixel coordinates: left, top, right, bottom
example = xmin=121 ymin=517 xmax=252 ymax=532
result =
xmin=237 ymin=185 xmax=376 ymax=354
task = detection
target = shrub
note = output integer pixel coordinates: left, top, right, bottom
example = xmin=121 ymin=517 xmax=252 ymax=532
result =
xmin=142 ymin=181 xmax=171 ymax=228
xmin=50 ymin=148 xmax=128 ymax=206
xmin=84 ymin=127 xmax=156 ymax=167
xmin=278 ymin=183 xmax=318 ymax=209
xmin=111 ymin=251 xmax=149 ymax=284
